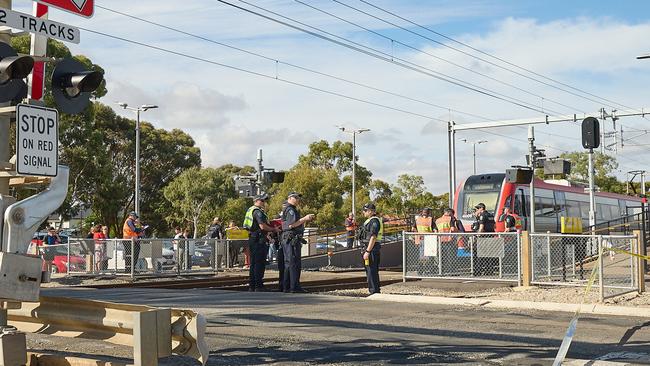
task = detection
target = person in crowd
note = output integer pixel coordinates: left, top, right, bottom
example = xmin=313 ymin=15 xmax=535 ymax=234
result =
xmin=243 ymin=193 xmax=280 ymax=292
xmin=207 ymin=217 xmax=223 ymax=240
xmin=45 ymin=227 xmax=61 ymax=245
xmin=345 ymin=212 xmax=357 ymax=248
xmin=225 ymin=221 xmax=241 ymax=267
xmin=413 ymin=208 xmax=435 ymax=274
xmin=498 ymin=207 xmax=521 ymax=232
xmin=281 ymin=192 xmax=315 ymax=293
xmin=360 ymin=203 xmax=383 ymax=294
xmin=93 ymin=224 xmax=107 ymax=273
xmin=122 ymin=212 xmax=143 ymax=273
xmin=472 ymin=203 xmax=495 ymax=233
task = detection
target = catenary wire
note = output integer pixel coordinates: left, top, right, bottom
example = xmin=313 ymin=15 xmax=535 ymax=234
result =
xmin=95 ymin=4 xmax=495 ymax=123
xmin=296 ymin=0 xmax=581 ymax=115
xmin=353 ymin=0 xmax=641 ymax=113
xmin=215 ymin=0 xmax=567 ymax=116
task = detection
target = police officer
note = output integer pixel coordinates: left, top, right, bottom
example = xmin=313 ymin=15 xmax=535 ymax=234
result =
xmin=498 ymin=207 xmax=517 ymax=232
xmin=281 ymin=192 xmax=315 ymax=293
xmin=472 ymin=203 xmax=495 ymax=233
xmin=243 ymin=193 xmax=280 ymax=292
xmin=360 ymin=203 xmax=383 ymax=294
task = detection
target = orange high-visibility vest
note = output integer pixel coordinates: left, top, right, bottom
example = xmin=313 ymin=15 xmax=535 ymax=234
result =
xmin=435 ymin=215 xmax=457 ymax=242
xmin=415 ymin=216 xmax=433 ymax=245
xmin=123 ymin=218 xmax=138 ymax=239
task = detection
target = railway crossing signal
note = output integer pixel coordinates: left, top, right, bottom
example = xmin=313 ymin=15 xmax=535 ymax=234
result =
xmin=0 ymin=42 xmax=34 ymax=103
xmin=51 ymin=57 xmax=104 ymax=114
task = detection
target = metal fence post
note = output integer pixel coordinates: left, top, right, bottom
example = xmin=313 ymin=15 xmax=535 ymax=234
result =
xmin=469 ymin=238 xmax=474 ymax=277
xmin=67 ymin=240 xmax=71 ymax=276
xmin=598 ymin=236 xmax=604 ymax=302
xmin=402 ymin=231 xmax=406 ymax=282
xmin=226 ymin=240 xmax=230 ymax=269
xmin=213 ymin=239 xmax=218 ymax=274
xmin=114 ymin=240 xmax=118 ymax=273
xmin=546 ymin=235 xmax=552 ymax=278
xmin=437 ymin=235 xmax=442 ymax=276
xmin=131 ymin=239 xmax=135 ymax=279
xmin=634 ymin=230 xmax=645 ymax=293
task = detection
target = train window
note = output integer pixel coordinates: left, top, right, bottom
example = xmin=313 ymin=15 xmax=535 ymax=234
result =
xmin=566 ymin=200 xmax=580 ymax=218
xmin=579 ymin=202 xmax=590 ymax=220
xmin=554 ymin=191 xmax=566 ymax=217
xmin=536 ymin=198 xmax=556 ymax=217
xmin=514 ymin=189 xmax=525 ymax=216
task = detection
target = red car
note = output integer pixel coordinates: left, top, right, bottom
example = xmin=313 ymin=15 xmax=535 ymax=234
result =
xmin=31 ymin=233 xmax=85 ymax=274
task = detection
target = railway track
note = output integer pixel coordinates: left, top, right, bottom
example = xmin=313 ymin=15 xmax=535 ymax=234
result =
xmin=81 ymin=274 xmax=403 ymax=292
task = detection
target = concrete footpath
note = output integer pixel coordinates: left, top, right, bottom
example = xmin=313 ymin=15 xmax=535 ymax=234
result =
xmin=31 ymin=286 xmax=650 ymax=365
xmin=368 ymin=293 xmax=650 ymax=318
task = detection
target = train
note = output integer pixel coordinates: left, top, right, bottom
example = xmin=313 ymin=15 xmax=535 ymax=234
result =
xmin=452 ymin=173 xmax=644 ymax=233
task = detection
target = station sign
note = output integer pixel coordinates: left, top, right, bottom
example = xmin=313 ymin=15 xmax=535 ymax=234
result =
xmin=16 ymin=104 xmax=59 ymax=177
xmin=34 ymin=0 xmax=94 ymax=18
xmin=0 ymin=7 xmax=79 ymax=43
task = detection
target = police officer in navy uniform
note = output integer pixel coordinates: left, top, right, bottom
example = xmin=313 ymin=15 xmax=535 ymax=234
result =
xmin=281 ymin=192 xmax=315 ymax=293
xmin=243 ymin=193 xmax=280 ymax=292
xmin=360 ymin=203 xmax=383 ymax=294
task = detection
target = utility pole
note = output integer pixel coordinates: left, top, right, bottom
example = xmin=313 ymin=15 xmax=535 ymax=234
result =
xmin=256 ymin=148 xmax=263 ymax=195
xmin=588 ymin=148 xmax=596 ymax=231
xmin=462 ymin=139 xmax=488 ymax=175
xmin=337 ymin=126 xmax=370 ymax=220
xmin=528 ymin=126 xmax=536 ymax=233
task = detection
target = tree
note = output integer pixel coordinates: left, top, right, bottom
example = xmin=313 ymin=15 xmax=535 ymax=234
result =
xmin=560 ymin=152 xmax=626 ymax=194
xmin=163 ymin=168 xmax=234 ymax=238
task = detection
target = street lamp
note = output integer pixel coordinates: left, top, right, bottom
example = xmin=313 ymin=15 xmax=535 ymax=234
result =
xmin=116 ymin=102 xmax=159 ymax=215
xmin=462 ymin=139 xmax=488 ymax=175
xmin=337 ymin=126 xmax=370 ymax=220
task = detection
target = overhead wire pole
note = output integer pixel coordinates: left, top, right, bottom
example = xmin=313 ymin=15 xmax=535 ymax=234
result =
xmin=528 ymin=127 xmax=536 ymax=233
xmin=338 ymin=126 xmax=370 ymax=220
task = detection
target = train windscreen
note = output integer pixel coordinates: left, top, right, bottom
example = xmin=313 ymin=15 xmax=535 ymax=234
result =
xmin=458 ymin=174 xmax=504 ymax=220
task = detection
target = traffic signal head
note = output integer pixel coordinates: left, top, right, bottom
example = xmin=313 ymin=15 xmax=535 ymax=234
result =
xmin=581 ymin=117 xmax=600 ymax=149
xmin=0 ymin=42 xmax=33 ymax=103
xmin=52 ymin=58 xmax=104 ymax=114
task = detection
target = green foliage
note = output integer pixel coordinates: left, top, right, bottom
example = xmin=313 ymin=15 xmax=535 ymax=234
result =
xmin=163 ymin=167 xmax=234 ymax=238
xmin=559 ymin=151 xmax=627 ymax=194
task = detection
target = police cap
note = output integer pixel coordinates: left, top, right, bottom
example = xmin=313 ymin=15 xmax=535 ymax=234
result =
xmin=363 ymin=202 xmax=376 ymax=211
xmin=129 ymin=211 xmax=138 ymax=218
xmin=474 ymin=203 xmax=486 ymax=210
xmin=254 ymin=193 xmax=270 ymax=202
xmin=287 ymin=191 xmax=302 ymax=199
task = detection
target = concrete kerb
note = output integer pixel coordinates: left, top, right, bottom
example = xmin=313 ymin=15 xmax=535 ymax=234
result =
xmin=368 ymin=293 xmax=650 ymax=318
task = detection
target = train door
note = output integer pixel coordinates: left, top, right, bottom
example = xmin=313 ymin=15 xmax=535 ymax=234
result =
xmin=514 ymin=187 xmax=527 ymax=230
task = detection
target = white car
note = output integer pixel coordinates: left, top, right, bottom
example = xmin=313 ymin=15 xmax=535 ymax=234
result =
xmin=106 ymin=240 xmax=175 ymax=273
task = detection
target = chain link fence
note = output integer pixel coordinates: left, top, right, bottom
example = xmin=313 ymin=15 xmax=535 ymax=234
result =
xmin=403 ymin=232 xmax=521 ymax=282
xmin=530 ymin=233 xmax=639 ymax=300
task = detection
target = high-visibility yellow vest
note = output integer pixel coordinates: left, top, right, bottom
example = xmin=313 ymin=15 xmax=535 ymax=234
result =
xmin=363 ymin=216 xmax=383 ymax=240
xmin=243 ymin=206 xmax=266 ymax=231
xmin=415 ymin=216 xmax=433 ymax=233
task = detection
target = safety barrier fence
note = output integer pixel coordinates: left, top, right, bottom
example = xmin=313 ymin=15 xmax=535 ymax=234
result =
xmin=403 ymin=231 xmax=643 ymax=301
xmin=403 ymin=232 xmax=521 ymax=282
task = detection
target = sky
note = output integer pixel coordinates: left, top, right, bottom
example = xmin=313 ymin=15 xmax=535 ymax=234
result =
xmin=12 ymin=0 xmax=650 ymax=194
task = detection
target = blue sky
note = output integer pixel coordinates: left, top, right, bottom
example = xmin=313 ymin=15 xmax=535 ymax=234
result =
xmin=12 ymin=0 xmax=650 ymax=193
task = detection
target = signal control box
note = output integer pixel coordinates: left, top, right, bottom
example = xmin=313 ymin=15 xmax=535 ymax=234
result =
xmin=0 ymin=252 xmax=43 ymax=302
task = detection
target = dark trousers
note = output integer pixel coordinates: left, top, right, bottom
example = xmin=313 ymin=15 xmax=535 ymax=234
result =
xmin=282 ymin=238 xmax=302 ymax=292
xmin=347 ymin=230 xmax=355 ymax=248
xmin=248 ymin=233 xmax=268 ymax=289
xmin=276 ymin=246 xmax=287 ymax=292
xmin=124 ymin=239 xmax=140 ymax=272
xmin=365 ymin=250 xmax=381 ymax=294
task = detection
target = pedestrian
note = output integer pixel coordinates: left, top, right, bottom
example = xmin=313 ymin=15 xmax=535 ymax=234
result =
xmin=207 ymin=217 xmax=224 ymax=267
xmin=413 ymin=208 xmax=436 ymax=274
xmin=276 ymin=202 xmax=289 ymax=291
xmin=225 ymin=221 xmax=241 ymax=267
xmin=122 ymin=211 xmax=143 ymax=273
xmin=101 ymin=225 xmax=110 ymax=271
xmin=243 ymin=193 xmax=280 ymax=292
xmin=471 ymin=203 xmax=495 ymax=233
xmin=435 ymin=208 xmax=458 ymax=274
xmin=360 ymin=203 xmax=383 ymax=294
xmin=173 ymin=226 xmax=184 ymax=271
xmin=93 ymin=224 xmax=107 ymax=273
xmin=45 ymin=227 xmax=61 ymax=245
xmin=345 ymin=212 xmax=357 ymax=248
xmin=281 ymin=192 xmax=315 ymax=293
xmin=497 ymin=207 xmax=521 ymax=232
xmin=207 ymin=217 xmax=223 ymax=239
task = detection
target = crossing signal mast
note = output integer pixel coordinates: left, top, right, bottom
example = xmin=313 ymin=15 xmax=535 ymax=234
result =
xmin=234 ymin=148 xmax=286 ymax=198
xmin=0 ymin=1 xmax=104 ymax=363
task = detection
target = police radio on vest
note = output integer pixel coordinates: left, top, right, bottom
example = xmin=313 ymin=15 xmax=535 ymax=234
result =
xmin=20 ymin=114 xmax=56 ymax=135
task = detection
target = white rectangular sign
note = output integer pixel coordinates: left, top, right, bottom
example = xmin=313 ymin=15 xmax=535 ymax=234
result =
xmin=0 ymin=7 xmax=80 ymax=44
xmin=16 ymin=104 xmax=59 ymax=177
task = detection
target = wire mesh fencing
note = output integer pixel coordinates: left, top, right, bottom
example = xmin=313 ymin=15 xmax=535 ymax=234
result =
xmin=530 ymin=233 xmax=639 ymax=301
xmin=403 ymin=232 xmax=521 ymax=282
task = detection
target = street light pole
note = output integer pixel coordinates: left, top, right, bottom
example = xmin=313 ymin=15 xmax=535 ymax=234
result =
xmin=462 ymin=139 xmax=488 ymax=175
xmin=117 ymin=102 xmax=158 ymax=215
xmin=337 ymin=126 xmax=370 ymax=220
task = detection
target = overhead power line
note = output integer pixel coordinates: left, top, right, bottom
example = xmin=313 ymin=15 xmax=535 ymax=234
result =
xmin=215 ymin=0 xmax=566 ymax=116
xmin=354 ymin=0 xmax=640 ymax=113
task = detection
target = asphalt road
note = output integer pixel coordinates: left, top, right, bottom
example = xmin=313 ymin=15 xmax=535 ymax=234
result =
xmin=40 ymin=287 xmax=650 ymax=365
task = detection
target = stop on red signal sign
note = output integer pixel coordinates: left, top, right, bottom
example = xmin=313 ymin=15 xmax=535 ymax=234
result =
xmin=34 ymin=0 xmax=94 ymax=18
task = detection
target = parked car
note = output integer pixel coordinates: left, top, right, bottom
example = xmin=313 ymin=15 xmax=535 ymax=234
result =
xmin=192 ymin=244 xmax=213 ymax=268
xmin=28 ymin=234 xmax=85 ymax=274
xmin=106 ymin=240 xmax=175 ymax=273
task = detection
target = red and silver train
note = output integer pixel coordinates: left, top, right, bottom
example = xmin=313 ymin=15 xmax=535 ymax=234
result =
xmin=453 ymin=173 xmax=644 ymax=232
